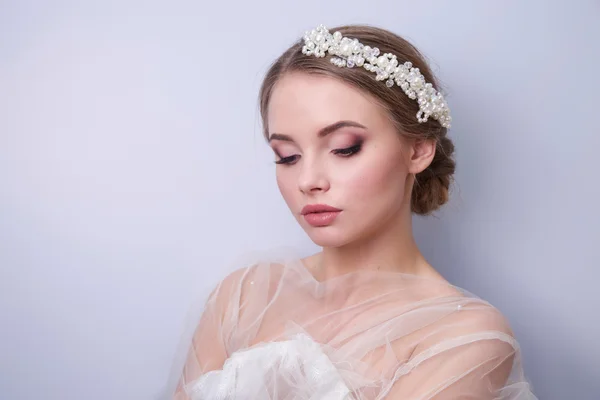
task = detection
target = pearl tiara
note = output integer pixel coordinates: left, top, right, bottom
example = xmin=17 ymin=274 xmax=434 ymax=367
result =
xmin=301 ymin=25 xmax=452 ymax=129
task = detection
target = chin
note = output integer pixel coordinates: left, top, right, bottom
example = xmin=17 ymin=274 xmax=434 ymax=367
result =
xmin=302 ymin=226 xmax=356 ymax=248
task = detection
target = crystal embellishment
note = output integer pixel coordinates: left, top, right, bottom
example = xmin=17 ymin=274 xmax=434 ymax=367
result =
xmin=301 ymin=25 xmax=452 ymax=129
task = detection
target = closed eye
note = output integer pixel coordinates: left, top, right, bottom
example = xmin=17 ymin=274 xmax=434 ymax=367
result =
xmin=274 ymin=142 xmax=362 ymax=165
xmin=274 ymin=155 xmax=299 ymax=165
xmin=332 ymin=143 xmax=362 ymax=157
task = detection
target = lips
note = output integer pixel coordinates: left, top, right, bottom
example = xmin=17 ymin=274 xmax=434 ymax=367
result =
xmin=301 ymin=204 xmax=342 ymax=227
xmin=301 ymin=204 xmax=342 ymax=215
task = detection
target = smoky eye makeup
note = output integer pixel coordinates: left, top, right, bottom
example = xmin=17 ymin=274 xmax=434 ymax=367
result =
xmin=270 ymin=131 xmax=366 ymax=164
xmin=271 ymin=146 xmax=299 ymax=165
xmin=330 ymin=133 xmax=365 ymax=155
xmin=333 ymin=141 xmax=363 ymax=156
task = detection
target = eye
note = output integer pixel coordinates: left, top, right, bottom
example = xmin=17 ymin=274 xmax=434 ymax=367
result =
xmin=274 ymin=155 xmax=300 ymax=165
xmin=332 ymin=143 xmax=362 ymax=157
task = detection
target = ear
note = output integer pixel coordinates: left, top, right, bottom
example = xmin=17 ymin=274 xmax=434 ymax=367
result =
xmin=407 ymin=138 xmax=436 ymax=174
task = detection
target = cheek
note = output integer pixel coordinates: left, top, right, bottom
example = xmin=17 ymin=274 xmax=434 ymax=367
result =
xmin=276 ymin=170 xmax=296 ymax=205
xmin=340 ymin=153 xmax=407 ymax=203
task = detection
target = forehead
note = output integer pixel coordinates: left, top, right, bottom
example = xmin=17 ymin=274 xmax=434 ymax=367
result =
xmin=267 ymin=72 xmax=389 ymax=134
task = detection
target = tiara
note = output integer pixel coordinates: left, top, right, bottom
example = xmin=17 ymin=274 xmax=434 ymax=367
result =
xmin=301 ymin=25 xmax=451 ymax=129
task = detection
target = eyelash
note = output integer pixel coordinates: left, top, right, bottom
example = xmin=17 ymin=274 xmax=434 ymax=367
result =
xmin=333 ymin=143 xmax=362 ymax=157
xmin=274 ymin=143 xmax=363 ymax=165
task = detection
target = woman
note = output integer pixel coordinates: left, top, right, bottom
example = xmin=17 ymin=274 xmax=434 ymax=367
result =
xmin=171 ymin=24 xmax=537 ymax=399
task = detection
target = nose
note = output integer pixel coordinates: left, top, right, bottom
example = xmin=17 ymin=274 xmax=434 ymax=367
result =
xmin=298 ymin=157 xmax=330 ymax=194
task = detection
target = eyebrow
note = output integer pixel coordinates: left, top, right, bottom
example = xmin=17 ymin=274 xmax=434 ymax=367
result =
xmin=268 ymin=120 xmax=367 ymax=143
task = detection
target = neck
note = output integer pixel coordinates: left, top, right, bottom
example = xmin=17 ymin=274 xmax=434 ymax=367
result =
xmin=307 ymin=205 xmax=436 ymax=281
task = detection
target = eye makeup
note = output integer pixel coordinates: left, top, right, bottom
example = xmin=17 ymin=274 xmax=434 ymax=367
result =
xmin=332 ymin=138 xmax=363 ymax=157
xmin=271 ymin=132 xmax=366 ymax=165
xmin=274 ymin=154 xmax=299 ymax=165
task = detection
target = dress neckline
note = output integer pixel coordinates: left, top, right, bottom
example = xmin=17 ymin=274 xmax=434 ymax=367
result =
xmin=289 ymin=256 xmax=453 ymax=286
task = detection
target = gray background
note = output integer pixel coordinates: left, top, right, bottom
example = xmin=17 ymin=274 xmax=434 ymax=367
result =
xmin=1 ymin=1 xmax=598 ymax=399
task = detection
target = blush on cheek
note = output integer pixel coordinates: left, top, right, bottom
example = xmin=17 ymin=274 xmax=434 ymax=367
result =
xmin=346 ymin=155 xmax=407 ymax=203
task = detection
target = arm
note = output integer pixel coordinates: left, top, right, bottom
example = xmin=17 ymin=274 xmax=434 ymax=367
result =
xmin=382 ymin=306 xmax=534 ymax=400
xmin=384 ymin=331 xmax=518 ymax=399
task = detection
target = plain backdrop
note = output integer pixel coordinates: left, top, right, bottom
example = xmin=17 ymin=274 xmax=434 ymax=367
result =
xmin=1 ymin=1 xmax=599 ymax=399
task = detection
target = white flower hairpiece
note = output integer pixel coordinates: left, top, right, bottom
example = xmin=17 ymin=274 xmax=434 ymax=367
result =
xmin=301 ymin=25 xmax=452 ymax=129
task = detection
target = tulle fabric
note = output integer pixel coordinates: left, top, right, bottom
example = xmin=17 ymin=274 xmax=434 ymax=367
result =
xmin=170 ymin=257 xmax=537 ymax=399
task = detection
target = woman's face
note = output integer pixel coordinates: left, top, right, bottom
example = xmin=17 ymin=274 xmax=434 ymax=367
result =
xmin=267 ymin=72 xmax=426 ymax=248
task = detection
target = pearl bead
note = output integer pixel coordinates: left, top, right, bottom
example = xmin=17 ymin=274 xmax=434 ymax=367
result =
xmin=302 ymin=24 xmax=451 ymax=128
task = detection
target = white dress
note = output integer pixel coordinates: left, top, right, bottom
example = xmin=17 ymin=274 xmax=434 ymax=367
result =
xmin=171 ymin=258 xmax=537 ymax=399
xmin=188 ymin=333 xmax=351 ymax=399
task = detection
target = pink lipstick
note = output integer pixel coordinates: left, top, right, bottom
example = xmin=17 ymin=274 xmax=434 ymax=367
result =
xmin=301 ymin=204 xmax=342 ymax=227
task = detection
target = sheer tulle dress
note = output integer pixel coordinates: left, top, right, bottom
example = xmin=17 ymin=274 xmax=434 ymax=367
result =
xmin=171 ymin=258 xmax=537 ymax=399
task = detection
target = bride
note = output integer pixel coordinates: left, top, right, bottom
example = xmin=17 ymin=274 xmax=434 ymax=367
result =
xmin=171 ymin=24 xmax=537 ymax=399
